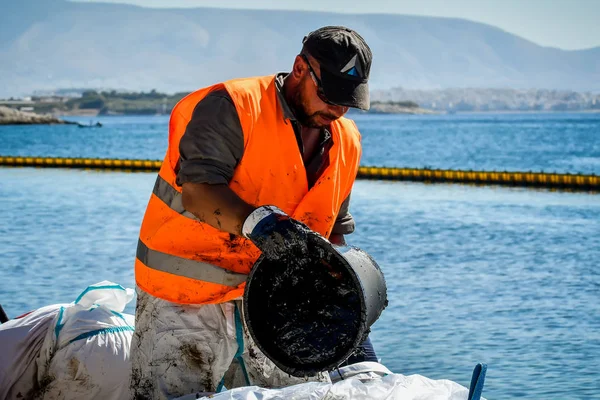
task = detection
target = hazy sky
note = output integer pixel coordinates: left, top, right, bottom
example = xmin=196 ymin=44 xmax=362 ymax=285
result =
xmin=72 ymin=0 xmax=600 ymax=50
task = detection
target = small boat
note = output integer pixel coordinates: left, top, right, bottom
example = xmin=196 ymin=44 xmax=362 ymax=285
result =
xmin=77 ymin=121 xmax=103 ymax=128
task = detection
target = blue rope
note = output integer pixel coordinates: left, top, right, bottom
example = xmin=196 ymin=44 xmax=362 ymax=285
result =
xmin=54 ymin=306 xmax=66 ymax=340
xmin=74 ymin=284 xmax=126 ymax=304
xmin=68 ymin=325 xmax=134 ymax=344
xmin=234 ymin=303 xmax=251 ymax=386
xmin=216 ymin=376 xmax=226 ymax=393
xmin=216 ymin=303 xmax=251 ymax=392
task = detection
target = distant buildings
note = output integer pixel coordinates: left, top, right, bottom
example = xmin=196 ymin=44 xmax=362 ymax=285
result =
xmin=372 ymin=88 xmax=600 ymax=112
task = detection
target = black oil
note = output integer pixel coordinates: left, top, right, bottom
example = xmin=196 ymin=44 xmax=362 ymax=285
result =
xmin=244 ymin=241 xmax=365 ymax=377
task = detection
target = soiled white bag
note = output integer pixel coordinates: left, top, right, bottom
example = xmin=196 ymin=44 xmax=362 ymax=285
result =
xmin=0 ymin=304 xmax=65 ymax=399
xmin=0 ymin=281 xmax=134 ymax=400
xmin=175 ymin=362 xmax=484 ymax=400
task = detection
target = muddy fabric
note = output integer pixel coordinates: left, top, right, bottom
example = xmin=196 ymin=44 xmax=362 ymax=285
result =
xmin=38 ymin=320 xmax=134 ymax=400
xmin=35 ymin=282 xmax=135 ymax=400
xmin=130 ymin=288 xmax=329 ymax=399
xmin=0 ymin=282 xmax=135 ymax=400
xmin=0 ymin=305 xmax=64 ymax=399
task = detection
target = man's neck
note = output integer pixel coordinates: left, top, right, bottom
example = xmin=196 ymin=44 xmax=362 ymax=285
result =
xmin=281 ymin=75 xmax=297 ymax=120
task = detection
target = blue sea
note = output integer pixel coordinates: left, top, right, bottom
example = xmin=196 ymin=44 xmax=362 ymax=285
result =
xmin=1 ymin=113 xmax=599 ymax=399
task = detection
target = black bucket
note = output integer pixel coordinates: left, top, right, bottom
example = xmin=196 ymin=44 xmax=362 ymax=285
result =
xmin=243 ymin=241 xmax=387 ymax=377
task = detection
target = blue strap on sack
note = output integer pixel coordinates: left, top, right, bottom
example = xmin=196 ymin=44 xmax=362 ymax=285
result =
xmin=233 ymin=303 xmax=251 ymax=386
xmin=467 ymin=363 xmax=487 ymax=400
xmin=216 ymin=303 xmax=251 ymax=392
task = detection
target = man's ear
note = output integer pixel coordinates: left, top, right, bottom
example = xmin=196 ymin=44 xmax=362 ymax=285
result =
xmin=291 ymin=55 xmax=305 ymax=79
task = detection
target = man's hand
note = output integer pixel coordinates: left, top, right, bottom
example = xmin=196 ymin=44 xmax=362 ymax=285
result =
xmin=242 ymin=205 xmax=324 ymax=260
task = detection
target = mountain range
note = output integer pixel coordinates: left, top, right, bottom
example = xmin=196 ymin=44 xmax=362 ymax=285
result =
xmin=1 ymin=0 xmax=599 ymax=97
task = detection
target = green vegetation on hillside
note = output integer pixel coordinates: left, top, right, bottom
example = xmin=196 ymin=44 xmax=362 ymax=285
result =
xmin=370 ymin=100 xmax=419 ymax=108
xmin=31 ymin=90 xmax=190 ymax=115
xmin=24 ymin=91 xmax=427 ymax=116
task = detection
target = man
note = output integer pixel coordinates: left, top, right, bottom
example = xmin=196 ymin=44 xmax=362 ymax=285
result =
xmin=130 ymin=26 xmax=375 ymax=399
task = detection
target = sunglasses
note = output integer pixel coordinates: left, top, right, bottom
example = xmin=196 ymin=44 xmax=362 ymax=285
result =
xmin=301 ymin=54 xmax=336 ymax=105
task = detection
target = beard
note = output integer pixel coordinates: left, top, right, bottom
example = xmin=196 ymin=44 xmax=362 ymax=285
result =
xmin=289 ymin=80 xmax=339 ymax=128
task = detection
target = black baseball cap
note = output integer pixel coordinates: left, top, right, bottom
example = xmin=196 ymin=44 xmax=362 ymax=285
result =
xmin=302 ymin=26 xmax=372 ymax=110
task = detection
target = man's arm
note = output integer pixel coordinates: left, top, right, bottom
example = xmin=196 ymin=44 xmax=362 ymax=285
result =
xmin=329 ymin=193 xmax=355 ymax=245
xmin=181 ymin=183 xmax=253 ymax=236
xmin=177 ymin=90 xmax=252 ymax=235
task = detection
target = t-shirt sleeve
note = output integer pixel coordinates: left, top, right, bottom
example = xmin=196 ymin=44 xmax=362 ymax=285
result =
xmin=176 ymin=90 xmax=244 ymax=186
xmin=332 ymin=193 xmax=355 ymax=235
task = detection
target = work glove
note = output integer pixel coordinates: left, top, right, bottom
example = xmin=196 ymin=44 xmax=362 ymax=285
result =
xmin=242 ymin=205 xmax=325 ymax=260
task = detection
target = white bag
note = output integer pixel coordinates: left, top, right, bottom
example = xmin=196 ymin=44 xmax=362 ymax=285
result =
xmin=175 ymin=361 xmax=483 ymax=400
xmin=0 ymin=281 xmax=135 ymax=400
xmin=0 ymin=304 xmax=65 ymax=399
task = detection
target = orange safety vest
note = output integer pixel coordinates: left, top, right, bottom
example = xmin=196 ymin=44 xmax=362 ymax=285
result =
xmin=135 ymin=75 xmax=362 ymax=304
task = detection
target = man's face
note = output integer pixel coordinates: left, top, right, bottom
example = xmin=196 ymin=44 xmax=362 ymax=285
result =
xmin=290 ymin=56 xmax=349 ymax=128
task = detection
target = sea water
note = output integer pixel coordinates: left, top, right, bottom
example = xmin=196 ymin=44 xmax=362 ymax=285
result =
xmin=1 ymin=113 xmax=599 ymax=398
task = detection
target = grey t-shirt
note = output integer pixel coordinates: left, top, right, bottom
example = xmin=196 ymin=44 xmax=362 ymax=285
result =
xmin=176 ymin=74 xmax=355 ymax=235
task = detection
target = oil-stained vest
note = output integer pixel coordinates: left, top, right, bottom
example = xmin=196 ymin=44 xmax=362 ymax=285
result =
xmin=135 ymin=75 xmax=362 ymax=304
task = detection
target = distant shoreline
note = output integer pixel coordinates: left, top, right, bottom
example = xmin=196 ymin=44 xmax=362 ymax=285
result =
xmin=443 ymin=109 xmax=600 ymax=115
xmin=4 ymin=88 xmax=598 ymax=118
xmin=3 ymin=104 xmax=599 ymax=125
xmin=56 ymin=108 xmax=600 ymax=118
xmin=0 ymin=106 xmax=74 ymax=125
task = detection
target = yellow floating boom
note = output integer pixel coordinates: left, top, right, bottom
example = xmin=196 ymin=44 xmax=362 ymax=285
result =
xmin=1 ymin=155 xmax=598 ymax=191
xmin=0 ymin=155 xmax=162 ymax=171
xmin=357 ymin=166 xmax=599 ymax=191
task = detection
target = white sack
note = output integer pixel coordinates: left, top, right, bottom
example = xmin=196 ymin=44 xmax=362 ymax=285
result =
xmin=0 ymin=304 xmax=65 ymax=399
xmin=175 ymin=362 xmax=480 ymax=400
xmin=0 ymin=281 xmax=135 ymax=400
xmin=36 ymin=281 xmax=135 ymax=400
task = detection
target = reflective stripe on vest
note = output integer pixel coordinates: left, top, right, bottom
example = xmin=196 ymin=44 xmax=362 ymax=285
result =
xmin=145 ymin=174 xmax=249 ymax=288
xmin=153 ymin=175 xmax=198 ymax=220
xmin=136 ymin=240 xmax=248 ymax=287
